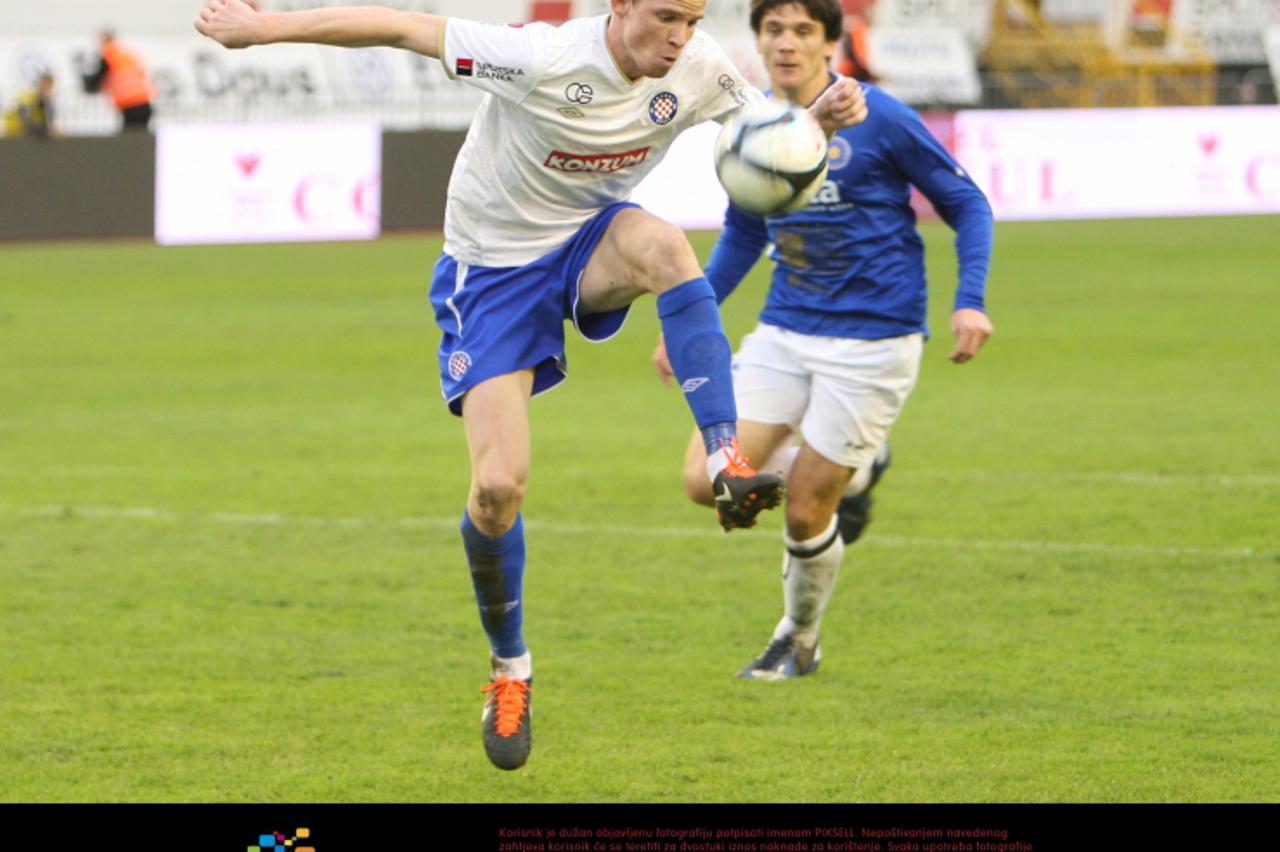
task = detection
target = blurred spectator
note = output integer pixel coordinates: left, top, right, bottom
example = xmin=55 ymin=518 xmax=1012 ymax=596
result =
xmin=835 ymin=4 xmax=878 ymax=83
xmin=81 ymin=29 xmax=155 ymax=132
xmin=3 ymin=73 xmax=58 ymax=139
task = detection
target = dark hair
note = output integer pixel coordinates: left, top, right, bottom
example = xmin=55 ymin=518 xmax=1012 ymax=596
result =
xmin=749 ymin=0 xmax=844 ymax=42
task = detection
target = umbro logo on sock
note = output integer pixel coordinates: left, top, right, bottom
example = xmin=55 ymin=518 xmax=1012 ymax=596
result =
xmin=681 ymin=377 xmax=710 ymax=393
xmin=480 ymin=600 xmax=520 ymax=614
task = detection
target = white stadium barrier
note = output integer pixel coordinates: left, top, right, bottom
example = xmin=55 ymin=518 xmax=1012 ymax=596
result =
xmin=953 ymin=105 xmax=1280 ymax=219
xmin=155 ymin=121 xmax=382 ymax=245
xmin=632 ymin=105 xmax=1280 ymax=227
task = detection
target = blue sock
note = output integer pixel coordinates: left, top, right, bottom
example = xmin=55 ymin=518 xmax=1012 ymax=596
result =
xmin=700 ymin=422 xmax=736 ymax=457
xmin=657 ymin=278 xmax=738 ymax=445
xmin=461 ymin=511 xmax=527 ymax=659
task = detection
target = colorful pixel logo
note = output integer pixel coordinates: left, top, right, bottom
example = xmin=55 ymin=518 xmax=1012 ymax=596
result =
xmin=249 ymin=828 xmax=314 ymax=852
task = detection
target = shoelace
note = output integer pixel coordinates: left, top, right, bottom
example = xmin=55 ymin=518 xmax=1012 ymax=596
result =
xmin=482 ymin=677 xmax=530 ymax=736
xmin=722 ymin=437 xmax=758 ymax=477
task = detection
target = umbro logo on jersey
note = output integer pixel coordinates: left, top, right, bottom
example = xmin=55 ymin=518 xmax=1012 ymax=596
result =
xmin=557 ymin=107 xmax=585 ymax=119
xmin=680 ymin=377 xmax=709 ymax=393
xmin=544 ymin=147 xmax=651 ymax=173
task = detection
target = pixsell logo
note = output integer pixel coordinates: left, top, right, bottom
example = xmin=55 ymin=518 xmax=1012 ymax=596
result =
xmin=248 ymin=827 xmax=314 ymax=852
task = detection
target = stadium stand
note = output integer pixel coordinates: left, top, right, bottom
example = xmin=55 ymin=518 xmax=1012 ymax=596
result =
xmin=981 ymin=0 xmax=1216 ymax=107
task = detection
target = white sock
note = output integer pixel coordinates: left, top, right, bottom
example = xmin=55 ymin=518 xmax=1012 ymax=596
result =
xmin=773 ymin=515 xmax=844 ymax=648
xmin=492 ymin=650 xmax=532 ymax=681
xmin=709 ymin=441 xmax=800 ymax=481
xmin=846 ymin=443 xmax=890 ymax=496
xmin=762 ymin=442 xmax=800 ymax=477
xmin=706 ymin=439 xmax=886 ymax=493
xmin=705 ymin=446 xmax=731 ymax=481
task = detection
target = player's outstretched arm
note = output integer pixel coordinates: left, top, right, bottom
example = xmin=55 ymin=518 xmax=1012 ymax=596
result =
xmin=889 ymin=102 xmax=994 ymax=365
xmin=195 ymin=0 xmax=444 ymax=57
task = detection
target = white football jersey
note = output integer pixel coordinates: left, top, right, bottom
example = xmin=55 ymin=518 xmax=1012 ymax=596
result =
xmin=438 ymin=14 xmax=759 ymax=267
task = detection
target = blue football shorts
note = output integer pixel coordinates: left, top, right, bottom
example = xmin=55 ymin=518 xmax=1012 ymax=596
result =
xmin=429 ymin=201 xmax=639 ymax=415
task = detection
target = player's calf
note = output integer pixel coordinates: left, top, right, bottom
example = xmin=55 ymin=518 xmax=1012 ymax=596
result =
xmin=740 ymin=515 xmax=843 ymax=680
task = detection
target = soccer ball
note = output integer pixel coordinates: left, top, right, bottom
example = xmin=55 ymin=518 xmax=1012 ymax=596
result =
xmin=714 ymin=102 xmax=830 ymax=215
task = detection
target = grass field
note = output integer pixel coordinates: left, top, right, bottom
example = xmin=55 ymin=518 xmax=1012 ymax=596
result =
xmin=1 ymin=217 xmax=1277 ymax=803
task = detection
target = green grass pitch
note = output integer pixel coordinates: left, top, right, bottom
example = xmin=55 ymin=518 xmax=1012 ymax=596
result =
xmin=1 ymin=217 xmax=1277 ymax=802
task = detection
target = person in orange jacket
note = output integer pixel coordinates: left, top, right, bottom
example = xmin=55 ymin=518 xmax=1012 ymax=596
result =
xmin=81 ymin=29 xmax=155 ymax=132
xmin=834 ymin=6 xmax=877 ymax=83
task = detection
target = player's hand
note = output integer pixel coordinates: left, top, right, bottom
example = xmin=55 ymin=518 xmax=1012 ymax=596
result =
xmin=651 ymin=335 xmax=675 ymax=387
xmin=810 ymin=78 xmax=867 ymax=135
xmin=195 ymin=0 xmax=262 ymax=49
xmin=948 ymin=307 xmax=993 ymax=364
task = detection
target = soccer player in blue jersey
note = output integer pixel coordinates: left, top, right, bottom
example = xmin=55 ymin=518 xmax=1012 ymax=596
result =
xmin=657 ymin=0 xmax=994 ymax=679
xmin=196 ymin=0 xmax=869 ymax=768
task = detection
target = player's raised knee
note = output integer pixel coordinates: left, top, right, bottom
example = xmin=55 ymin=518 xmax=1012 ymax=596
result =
xmin=623 ymin=215 xmax=700 ymax=294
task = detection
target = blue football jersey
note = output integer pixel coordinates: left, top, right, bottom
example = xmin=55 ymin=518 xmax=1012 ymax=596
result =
xmin=706 ymin=80 xmax=993 ymax=340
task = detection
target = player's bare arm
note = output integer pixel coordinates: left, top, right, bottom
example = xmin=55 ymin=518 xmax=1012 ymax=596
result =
xmin=948 ymin=307 xmax=994 ymax=364
xmin=195 ymin=0 xmax=444 ymax=57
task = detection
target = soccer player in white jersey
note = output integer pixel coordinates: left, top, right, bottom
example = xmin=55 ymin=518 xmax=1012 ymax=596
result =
xmin=195 ymin=0 xmax=867 ymax=770
xmin=656 ymin=0 xmax=993 ymax=680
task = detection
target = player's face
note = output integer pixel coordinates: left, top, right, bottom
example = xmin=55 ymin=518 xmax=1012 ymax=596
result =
xmin=609 ymin=0 xmax=707 ymax=79
xmin=756 ymin=4 xmax=836 ymax=105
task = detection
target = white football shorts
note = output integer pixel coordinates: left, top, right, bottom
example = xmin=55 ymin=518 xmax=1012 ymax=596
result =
xmin=732 ymin=323 xmax=923 ymax=470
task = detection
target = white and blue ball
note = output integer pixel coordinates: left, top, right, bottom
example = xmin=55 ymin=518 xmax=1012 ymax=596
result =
xmin=714 ymin=102 xmax=830 ymax=215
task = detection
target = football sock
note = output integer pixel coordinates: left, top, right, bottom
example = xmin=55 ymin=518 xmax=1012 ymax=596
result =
xmin=846 ymin=443 xmax=890 ymax=496
xmin=763 ymin=442 xmax=800 ymax=477
xmin=703 ymin=425 xmax=737 ymax=481
xmin=461 ymin=511 xmax=527 ymax=659
xmin=492 ymin=651 xmax=533 ymax=681
xmin=656 ymin=277 xmax=738 ymax=436
xmin=774 ymin=514 xmax=844 ymax=648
